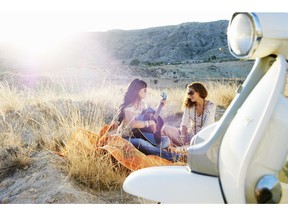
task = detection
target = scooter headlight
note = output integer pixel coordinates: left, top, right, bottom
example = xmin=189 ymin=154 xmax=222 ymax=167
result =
xmin=228 ymin=13 xmax=262 ymax=58
xmin=228 ymin=12 xmax=288 ymax=60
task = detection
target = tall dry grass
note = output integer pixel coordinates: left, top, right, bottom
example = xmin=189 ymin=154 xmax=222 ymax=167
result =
xmin=0 ymin=75 xmax=287 ymax=191
xmin=0 ymin=78 xmax=131 ymax=189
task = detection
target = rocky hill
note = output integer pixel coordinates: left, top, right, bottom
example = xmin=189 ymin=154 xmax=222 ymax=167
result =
xmin=0 ymin=19 xmax=255 ymax=85
xmin=0 ymin=20 xmax=232 ymax=70
xmin=91 ymin=20 xmax=231 ymax=65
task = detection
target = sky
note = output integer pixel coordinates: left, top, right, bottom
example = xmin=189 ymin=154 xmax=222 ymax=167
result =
xmin=0 ymin=0 xmax=286 ymax=60
xmin=0 ymin=0 xmax=286 ymax=35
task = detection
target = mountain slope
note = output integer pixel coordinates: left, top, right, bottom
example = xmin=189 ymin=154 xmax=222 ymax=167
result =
xmin=91 ymin=20 xmax=230 ymax=64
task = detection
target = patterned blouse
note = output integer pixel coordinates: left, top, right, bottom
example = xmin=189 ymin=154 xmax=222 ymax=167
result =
xmin=180 ymin=100 xmax=216 ymax=137
xmin=117 ymin=101 xmax=148 ymax=137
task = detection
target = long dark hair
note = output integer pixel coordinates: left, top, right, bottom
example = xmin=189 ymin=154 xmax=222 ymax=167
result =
xmin=183 ymin=82 xmax=208 ymax=109
xmin=118 ymin=79 xmax=147 ymax=122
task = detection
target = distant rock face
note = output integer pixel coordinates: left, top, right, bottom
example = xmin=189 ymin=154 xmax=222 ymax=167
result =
xmin=0 ymin=20 xmax=235 ymax=78
xmin=93 ymin=20 xmax=230 ymax=64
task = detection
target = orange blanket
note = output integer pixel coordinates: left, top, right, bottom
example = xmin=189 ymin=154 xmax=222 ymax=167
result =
xmin=66 ymin=125 xmax=185 ymax=171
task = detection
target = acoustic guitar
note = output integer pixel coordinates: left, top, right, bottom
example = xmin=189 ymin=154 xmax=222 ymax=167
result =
xmin=132 ymin=92 xmax=167 ymax=145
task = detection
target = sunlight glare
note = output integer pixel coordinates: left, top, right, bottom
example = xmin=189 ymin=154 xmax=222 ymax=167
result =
xmin=0 ymin=12 xmax=79 ymax=67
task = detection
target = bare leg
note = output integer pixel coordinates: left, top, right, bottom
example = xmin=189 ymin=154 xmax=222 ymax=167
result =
xmin=162 ymin=125 xmax=183 ymax=146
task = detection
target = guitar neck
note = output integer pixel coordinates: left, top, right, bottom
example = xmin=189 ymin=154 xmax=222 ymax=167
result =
xmin=154 ymin=102 xmax=164 ymax=119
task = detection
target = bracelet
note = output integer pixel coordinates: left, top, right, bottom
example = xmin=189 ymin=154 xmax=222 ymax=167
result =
xmin=145 ymin=121 xmax=149 ymax=127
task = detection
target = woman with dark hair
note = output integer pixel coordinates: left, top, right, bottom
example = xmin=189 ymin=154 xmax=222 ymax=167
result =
xmin=117 ymin=78 xmax=185 ymax=162
xmin=162 ymin=82 xmax=216 ymax=146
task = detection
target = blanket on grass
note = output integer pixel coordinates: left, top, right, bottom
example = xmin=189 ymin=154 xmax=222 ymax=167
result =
xmin=65 ymin=125 xmax=185 ymax=171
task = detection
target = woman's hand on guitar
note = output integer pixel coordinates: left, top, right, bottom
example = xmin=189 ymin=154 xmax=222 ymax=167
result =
xmin=148 ymin=120 xmax=157 ymax=133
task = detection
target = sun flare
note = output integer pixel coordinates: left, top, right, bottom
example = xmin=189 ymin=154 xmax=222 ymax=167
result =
xmin=0 ymin=11 xmax=81 ymax=69
xmin=2 ymin=29 xmax=74 ymax=63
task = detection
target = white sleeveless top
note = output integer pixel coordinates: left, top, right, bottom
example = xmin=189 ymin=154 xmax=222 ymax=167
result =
xmin=117 ymin=101 xmax=148 ymax=137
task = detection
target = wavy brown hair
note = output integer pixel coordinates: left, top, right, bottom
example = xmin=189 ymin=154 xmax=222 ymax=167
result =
xmin=183 ymin=82 xmax=208 ymax=109
xmin=118 ymin=79 xmax=147 ymax=122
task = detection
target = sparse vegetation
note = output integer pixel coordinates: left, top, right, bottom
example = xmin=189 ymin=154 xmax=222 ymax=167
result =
xmin=0 ymin=73 xmax=287 ymax=195
xmin=130 ymin=59 xmax=140 ymax=66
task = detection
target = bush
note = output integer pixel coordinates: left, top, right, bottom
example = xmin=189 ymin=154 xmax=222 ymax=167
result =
xmin=130 ymin=59 xmax=140 ymax=66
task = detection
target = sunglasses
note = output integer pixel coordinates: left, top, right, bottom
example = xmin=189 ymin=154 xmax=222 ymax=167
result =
xmin=187 ymin=90 xmax=196 ymax=95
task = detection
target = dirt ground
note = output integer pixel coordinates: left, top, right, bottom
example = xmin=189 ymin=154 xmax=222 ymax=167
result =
xmin=0 ymin=150 xmax=140 ymax=204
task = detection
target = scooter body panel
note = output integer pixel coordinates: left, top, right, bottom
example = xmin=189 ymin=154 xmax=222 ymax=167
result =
xmin=219 ymin=55 xmax=288 ymax=203
xmin=123 ymin=166 xmax=224 ymax=204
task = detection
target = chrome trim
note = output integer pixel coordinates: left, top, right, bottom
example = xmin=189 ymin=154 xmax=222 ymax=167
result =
xmin=228 ymin=12 xmax=263 ymax=59
xmin=254 ymin=175 xmax=282 ymax=203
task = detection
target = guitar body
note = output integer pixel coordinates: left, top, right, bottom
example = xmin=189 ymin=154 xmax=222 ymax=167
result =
xmin=134 ymin=108 xmax=164 ymax=145
xmin=132 ymin=93 xmax=167 ymax=146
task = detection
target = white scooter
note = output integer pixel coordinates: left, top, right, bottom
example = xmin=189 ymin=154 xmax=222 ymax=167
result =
xmin=123 ymin=12 xmax=288 ymax=204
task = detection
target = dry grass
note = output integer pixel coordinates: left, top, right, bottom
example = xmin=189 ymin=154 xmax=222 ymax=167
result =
xmin=206 ymin=81 xmax=239 ymax=108
xmin=65 ymin=139 xmax=130 ymax=190
xmin=0 ymin=75 xmax=287 ymax=191
xmin=0 ymin=81 xmax=25 ymax=114
xmin=0 ymin=78 xmax=128 ymax=190
xmin=0 ymin=132 xmax=32 ymax=181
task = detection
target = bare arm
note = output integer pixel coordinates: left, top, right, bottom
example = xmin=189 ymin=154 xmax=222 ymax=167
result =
xmin=124 ymin=109 xmax=156 ymax=129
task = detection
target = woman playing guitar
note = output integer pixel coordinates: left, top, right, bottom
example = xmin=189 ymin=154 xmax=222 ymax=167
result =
xmin=116 ymin=78 xmax=185 ymax=162
xmin=132 ymin=92 xmax=167 ymax=145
